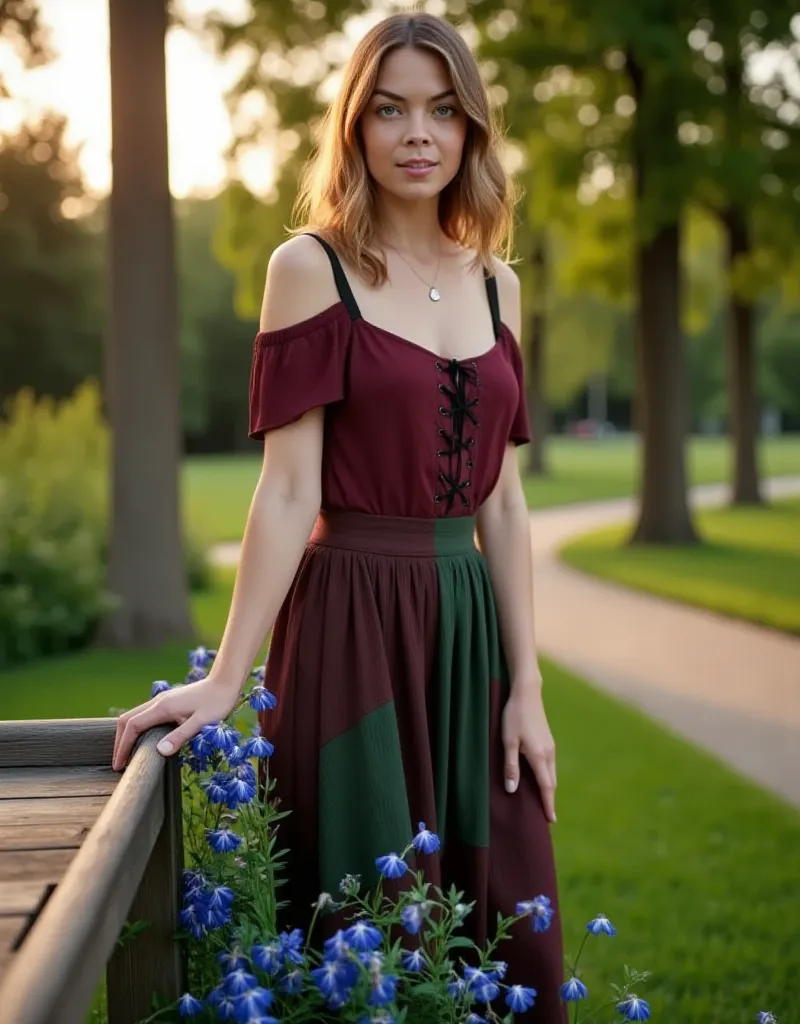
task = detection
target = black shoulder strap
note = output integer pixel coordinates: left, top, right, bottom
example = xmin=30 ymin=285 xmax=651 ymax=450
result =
xmin=305 ymin=233 xmax=362 ymax=321
xmin=484 ymin=272 xmax=502 ymax=338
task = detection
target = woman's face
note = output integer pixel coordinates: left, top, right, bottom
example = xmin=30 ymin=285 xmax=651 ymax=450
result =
xmin=360 ymin=46 xmax=468 ymax=203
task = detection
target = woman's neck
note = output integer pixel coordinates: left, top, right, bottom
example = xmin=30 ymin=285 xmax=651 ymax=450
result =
xmin=376 ymin=194 xmax=446 ymax=259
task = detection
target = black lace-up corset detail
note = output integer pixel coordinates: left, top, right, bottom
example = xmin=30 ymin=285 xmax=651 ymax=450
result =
xmin=435 ymin=359 xmax=480 ymax=512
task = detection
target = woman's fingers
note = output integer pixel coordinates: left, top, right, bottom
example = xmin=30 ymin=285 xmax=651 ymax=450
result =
xmin=523 ymin=744 xmax=557 ymax=824
xmin=504 ymin=738 xmax=520 ymax=794
xmin=155 ymin=714 xmax=203 ymax=758
xmin=113 ymin=696 xmax=180 ymax=771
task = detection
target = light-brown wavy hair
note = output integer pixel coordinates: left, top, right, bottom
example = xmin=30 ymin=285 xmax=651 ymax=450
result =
xmin=292 ymin=11 xmax=517 ymax=285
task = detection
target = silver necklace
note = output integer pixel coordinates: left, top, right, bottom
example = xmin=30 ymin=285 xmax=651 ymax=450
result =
xmin=386 ymin=244 xmax=442 ymax=302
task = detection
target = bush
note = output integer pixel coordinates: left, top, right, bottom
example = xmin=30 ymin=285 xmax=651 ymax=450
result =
xmin=0 ymin=384 xmax=210 ymax=668
xmin=0 ymin=384 xmax=113 ymax=666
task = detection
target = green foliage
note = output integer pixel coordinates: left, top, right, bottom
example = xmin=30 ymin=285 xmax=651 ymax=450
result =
xmin=0 ymin=384 xmax=211 ymax=668
xmin=0 ymin=114 xmax=106 ymax=405
xmin=0 ymin=383 xmax=113 ymax=667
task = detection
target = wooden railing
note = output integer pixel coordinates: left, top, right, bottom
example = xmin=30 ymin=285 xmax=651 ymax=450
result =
xmin=0 ymin=718 xmax=185 ymax=1024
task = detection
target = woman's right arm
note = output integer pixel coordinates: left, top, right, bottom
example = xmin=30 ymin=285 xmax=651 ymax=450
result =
xmin=112 ymin=236 xmax=339 ymax=770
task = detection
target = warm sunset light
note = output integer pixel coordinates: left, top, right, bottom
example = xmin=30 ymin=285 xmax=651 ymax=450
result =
xmin=0 ymin=0 xmax=272 ymax=198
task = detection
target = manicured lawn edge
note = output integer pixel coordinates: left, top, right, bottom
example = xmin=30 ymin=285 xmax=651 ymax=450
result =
xmin=559 ymin=499 xmax=800 ymax=636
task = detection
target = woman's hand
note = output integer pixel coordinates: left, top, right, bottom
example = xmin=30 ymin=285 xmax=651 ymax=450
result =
xmin=502 ymin=686 xmax=557 ymax=823
xmin=112 ymin=677 xmax=242 ymax=771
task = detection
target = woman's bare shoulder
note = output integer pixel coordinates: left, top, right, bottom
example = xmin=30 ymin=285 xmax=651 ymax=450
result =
xmin=260 ymin=234 xmax=341 ymax=332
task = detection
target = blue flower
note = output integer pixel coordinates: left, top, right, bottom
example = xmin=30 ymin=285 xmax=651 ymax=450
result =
xmin=250 ymin=665 xmax=266 ymax=683
xmin=561 ymin=977 xmax=589 ymax=1002
xmin=323 ymin=930 xmax=350 ymax=961
xmin=243 ymin=734 xmax=275 ymax=759
xmin=447 ymin=977 xmax=467 ymax=999
xmin=251 ymin=941 xmax=282 ymax=974
xmin=757 ymin=1015 xmax=778 ymax=1024
xmin=369 ymin=972 xmax=399 ymax=1007
xmin=375 ymin=853 xmax=408 ymax=878
xmin=179 ymin=903 xmax=205 ymax=939
xmin=465 ymin=967 xmax=499 ymax=1003
xmin=205 ymin=986 xmax=238 ymax=1020
xmin=207 ymin=885 xmax=235 ymax=910
xmin=466 ymin=1015 xmax=488 ymax=1024
xmin=401 ymin=948 xmax=426 ymax=972
xmin=189 ymin=645 xmax=216 ymax=669
xmin=203 ymin=772 xmax=233 ymax=804
xmin=344 ymin=919 xmax=382 ymax=952
xmin=232 ymin=986 xmax=273 ymax=1021
xmin=150 ymin=679 xmax=171 ymax=697
xmin=279 ymin=969 xmax=304 ymax=995
xmin=516 ymin=894 xmax=554 ymax=932
xmin=217 ymin=949 xmax=248 ymax=975
xmin=400 ymin=902 xmax=426 ymax=934
xmin=205 ymin=722 xmax=240 ymax=754
xmin=226 ymin=777 xmax=256 ymax=808
xmin=278 ymin=928 xmax=305 ymax=965
xmin=489 ymin=960 xmax=507 ymax=979
xmin=506 ymin=985 xmax=537 ymax=1012
xmin=223 ymin=968 xmax=258 ymax=996
xmin=358 ymin=1014 xmax=395 ymax=1024
xmin=587 ymin=913 xmax=616 ymax=937
xmin=227 ymin=744 xmax=248 ymax=767
xmin=412 ymin=821 xmax=441 ymax=854
xmin=616 ymin=995 xmax=651 ymax=1021
xmin=248 ymin=685 xmax=278 ymax=711
xmin=185 ymin=666 xmax=208 ymax=684
xmin=311 ymin=958 xmax=359 ymax=999
xmin=177 ymin=992 xmax=204 ymax=1017
xmin=207 ymin=828 xmax=242 ymax=854
xmin=182 ymin=869 xmax=205 ymax=897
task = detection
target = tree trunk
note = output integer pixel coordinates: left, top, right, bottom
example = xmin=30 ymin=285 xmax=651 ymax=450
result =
xmin=102 ymin=0 xmax=193 ymax=646
xmin=525 ymin=237 xmax=549 ymax=475
xmin=724 ymin=207 xmax=762 ymax=505
xmin=626 ymin=49 xmax=697 ymax=545
xmin=630 ymin=221 xmax=698 ymax=544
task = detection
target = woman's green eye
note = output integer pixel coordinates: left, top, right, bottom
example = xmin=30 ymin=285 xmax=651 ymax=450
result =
xmin=377 ymin=104 xmax=400 ymax=117
xmin=434 ymin=104 xmax=457 ymax=117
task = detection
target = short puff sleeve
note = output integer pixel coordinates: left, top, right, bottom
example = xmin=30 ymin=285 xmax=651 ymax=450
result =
xmin=248 ymin=303 xmax=351 ymax=440
xmin=501 ymin=325 xmax=531 ymax=446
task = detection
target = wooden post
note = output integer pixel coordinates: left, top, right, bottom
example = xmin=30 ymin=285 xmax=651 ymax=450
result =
xmin=106 ymin=753 xmax=185 ymax=1022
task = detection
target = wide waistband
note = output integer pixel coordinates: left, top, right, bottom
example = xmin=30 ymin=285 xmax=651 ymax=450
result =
xmin=309 ymin=510 xmax=478 ymax=557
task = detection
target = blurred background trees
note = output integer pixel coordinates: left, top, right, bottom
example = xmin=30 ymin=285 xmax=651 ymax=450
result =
xmin=1 ymin=0 xmax=799 ymax=653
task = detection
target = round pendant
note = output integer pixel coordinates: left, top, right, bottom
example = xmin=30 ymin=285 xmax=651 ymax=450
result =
xmin=429 ymin=287 xmax=441 ymax=302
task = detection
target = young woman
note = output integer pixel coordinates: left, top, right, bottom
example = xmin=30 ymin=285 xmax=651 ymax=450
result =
xmin=113 ymin=12 xmax=565 ymax=1019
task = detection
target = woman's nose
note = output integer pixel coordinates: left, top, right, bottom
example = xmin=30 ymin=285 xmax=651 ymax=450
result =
xmin=403 ymin=112 xmax=432 ymax=147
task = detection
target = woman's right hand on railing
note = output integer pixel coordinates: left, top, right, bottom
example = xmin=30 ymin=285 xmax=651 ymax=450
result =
xmin=111 ymin=677 xmax=242 ymax=771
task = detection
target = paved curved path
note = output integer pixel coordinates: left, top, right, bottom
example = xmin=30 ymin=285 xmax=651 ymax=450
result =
xmin=211 ymin=476 xmax=800 ymax=808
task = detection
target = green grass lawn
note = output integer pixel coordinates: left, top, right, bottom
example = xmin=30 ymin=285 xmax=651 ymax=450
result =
xmin=2 ymin=570 xmax=798 ymax=1021
xmin=183 ymin=434 xmax=800 ymax=543
xmin=561 ymin=497 xmax=800 ymax=635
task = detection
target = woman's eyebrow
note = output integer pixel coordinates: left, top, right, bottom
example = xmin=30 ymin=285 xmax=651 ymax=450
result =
xmin=372 ymin=88 xmax=457 ymax=103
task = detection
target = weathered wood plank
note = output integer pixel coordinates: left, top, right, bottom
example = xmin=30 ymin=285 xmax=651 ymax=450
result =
xmin=107 ymin=753 xmax=186 ymax=1023
xmin=0 ymin=882 xmax=54 ymax=918
xmin=0 ymin=849 xmax=76 ymax=884
xmin=0 ymin=766 xmax=120 ymax=800
xmin=0 ymin=727 xmax=170 ymax=1024
xmin=0 ymin=719 xmax=117 ymax=768
xmin=0 ymin=795 xmax=108 ymax=828
xmin=0 ymin=917 xmax=31 ymax=981
xmin=0 ymin=823 xmax=91 ymax=853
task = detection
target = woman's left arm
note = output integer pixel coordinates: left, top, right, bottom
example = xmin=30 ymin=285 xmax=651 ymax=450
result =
xmin=476 ymin=261 xmax=557 ymax=823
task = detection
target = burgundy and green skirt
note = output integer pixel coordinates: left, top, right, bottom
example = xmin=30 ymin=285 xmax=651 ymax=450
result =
xmin=261 ymin=509 xmax=565 ymax=1020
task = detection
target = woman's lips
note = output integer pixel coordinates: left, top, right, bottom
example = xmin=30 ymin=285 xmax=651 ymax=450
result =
xmin=398 ymin=161 xmax=437 ymax=177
